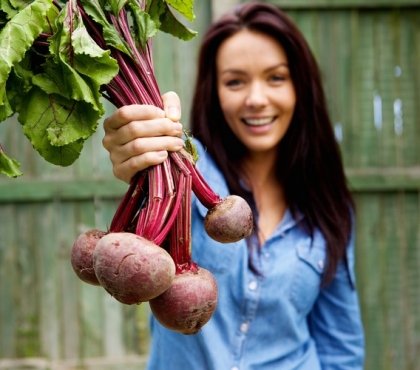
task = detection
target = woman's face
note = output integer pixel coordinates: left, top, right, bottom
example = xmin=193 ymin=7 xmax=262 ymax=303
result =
xmin=216 ymin=29 xmax=296 ymax=156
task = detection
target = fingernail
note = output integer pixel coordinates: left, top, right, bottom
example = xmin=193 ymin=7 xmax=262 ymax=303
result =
xmin=167 ymin=106 xmax=180 ymax=119
xmin=176 ymin=138 xmax=185 ymax=146
xmin=174 ymin=122 xmax=183 ymax=130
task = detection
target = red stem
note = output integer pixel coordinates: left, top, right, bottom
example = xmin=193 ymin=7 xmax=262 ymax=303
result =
xmin=153 ymin=172 xmax=185 ymax=246
xmin=110 ymin=172 xmax=147 ymax=232
xmin=142 ymin=165 xmax=164 ymax=239
xmin=169 ymin=168 xmax=197 ymax=273
xmin=183 ymin=156 xmax=221 ymax=208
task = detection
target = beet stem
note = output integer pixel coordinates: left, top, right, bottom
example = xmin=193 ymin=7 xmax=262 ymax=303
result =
xmin=153 ymin=172 xmax=185 ymax=246
xmin=110 ymin=172 xmax=147 ymax=232
xmin=184 ymin=156 xmax=221 ymax=208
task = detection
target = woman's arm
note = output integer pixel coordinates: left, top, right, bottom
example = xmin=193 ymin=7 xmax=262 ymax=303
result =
xmin=102 ymin=91 xmax=184 ymax=183
xmin=308 ymin=233 xmax=365 ymax=370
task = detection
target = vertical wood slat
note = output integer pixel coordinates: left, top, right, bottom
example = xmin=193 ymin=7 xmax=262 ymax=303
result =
xmin=355 ymin=192 xmax=420 ymax=370
xmin=0 ymin=205 xmax=18 ymax=357
xmin=16 ymin=205 xmax=41 ymax=358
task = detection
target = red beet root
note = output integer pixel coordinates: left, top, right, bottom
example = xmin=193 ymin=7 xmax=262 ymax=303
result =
xmin=93 ymin=232 xmax=176 ymax=305
xmin=149 ymin=267 xmax=218 ymax=335
xmin=204 ymin=195 xmax=253 ymax=243
xmin=71 ymin=229 xmax=106 ymax=285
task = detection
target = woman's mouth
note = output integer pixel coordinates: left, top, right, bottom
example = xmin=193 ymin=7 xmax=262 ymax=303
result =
xmin=241 ymin=116 xmax=276 ymax=126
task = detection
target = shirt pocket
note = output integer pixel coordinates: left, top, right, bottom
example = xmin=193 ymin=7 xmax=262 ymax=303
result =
xmin=289 ymin=242 xmax=326 ymax=315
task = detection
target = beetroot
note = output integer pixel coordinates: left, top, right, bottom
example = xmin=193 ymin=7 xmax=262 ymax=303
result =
xmin=204 ymin=195 xmax=253 ymax=243
xmin=149 ymin=267 xmax=218 ymax=334
xmin=71 ymin=229 xmax=106 ymax=285
xmin=93 ymin=232 xmax=176 ymax=304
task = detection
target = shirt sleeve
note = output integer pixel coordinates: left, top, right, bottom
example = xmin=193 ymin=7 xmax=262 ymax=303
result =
xmin=308 ymin=231 xmax=365 ymax=370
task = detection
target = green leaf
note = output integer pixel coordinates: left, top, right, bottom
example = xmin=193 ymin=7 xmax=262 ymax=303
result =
xmin=9 ymin=0 xmax=33 ymax=10
xmin=18 ymin=87 xmax=93 ymax=165
xmin=0 ymin=0 xmax=33 ymax=21
xmin=0 ymin=145 xmax=22 ymax=177
xmin=159 ymin=2 xmax=196 ymax=41
xmin=0 ymin=92 xmax=12 ymax=120
xmin=128 ymin=0 xmax=158 ymax=49
xmin=165 ymin=0 xmax=195 ymax=22
xmin=33 ymin=59 xmax=104 ymax=116
xmin=184 ymin=131 xmax=198 ymax=163
xmin=5 ymin=55 xmax=35 ymax=113
xmin=0 ymin=0 xmax=17 ymax=21
xmin=79 ymin=0 xmax=130 ymax=55
xmin=70 ymin=10 xmax=119 ymax=85
xmin=107 ymin=0 xmax=126 ymax=15
xmin=21 ymin=83 xmax=101 ymax=147
xmin=0 ymin=0 xmax=54 ymax=106
xmin=42 ymin=2 xmax=109 ymax=113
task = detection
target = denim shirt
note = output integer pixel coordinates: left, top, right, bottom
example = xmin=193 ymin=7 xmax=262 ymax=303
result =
xmin=146 ymin=140 xmax=365 ymax=370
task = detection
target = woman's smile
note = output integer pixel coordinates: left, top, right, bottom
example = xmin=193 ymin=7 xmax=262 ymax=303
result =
xmin=241 ymin=116 xmax=277 ymax=126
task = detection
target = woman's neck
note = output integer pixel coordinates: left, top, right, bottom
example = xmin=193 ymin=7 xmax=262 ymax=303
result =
xmin=243 ymin=151 xmax=287 ymax=244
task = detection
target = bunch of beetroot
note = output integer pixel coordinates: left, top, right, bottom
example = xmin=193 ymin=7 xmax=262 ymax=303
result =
xmin=68 ymin=0 xmax=253 ymax=335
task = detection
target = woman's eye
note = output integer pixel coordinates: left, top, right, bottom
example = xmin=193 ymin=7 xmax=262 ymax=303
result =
xmin=270 ymin=74 xmax=287 ymax=83
xmin=225 ymin=79 xmax=243 ymax=88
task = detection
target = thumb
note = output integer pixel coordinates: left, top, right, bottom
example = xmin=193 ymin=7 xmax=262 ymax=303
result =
xmin=162 ymin=91 xmax=181 ymax=122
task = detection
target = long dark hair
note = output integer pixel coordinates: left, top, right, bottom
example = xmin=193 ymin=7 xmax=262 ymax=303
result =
xmin=190 ymin=1 xmax=354 ymax=284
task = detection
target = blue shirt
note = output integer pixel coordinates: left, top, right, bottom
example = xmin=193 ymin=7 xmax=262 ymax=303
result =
xmin=146 ymin=140 xmax=365 ymax=370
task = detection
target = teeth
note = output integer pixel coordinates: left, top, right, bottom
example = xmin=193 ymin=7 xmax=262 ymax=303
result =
xmin=243 ymin=117 xmax=274 ymax=126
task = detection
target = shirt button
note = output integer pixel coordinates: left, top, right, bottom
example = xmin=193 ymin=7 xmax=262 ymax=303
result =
xmin=231 ymin=367 xmax=239 ymax=370
xmin=240 ymin=322 xmax=249 ymax=333
xmin=318 ymin=260 xmax=324 ymax=270
xmin=248 ymin=280 xmax=258 ymax=291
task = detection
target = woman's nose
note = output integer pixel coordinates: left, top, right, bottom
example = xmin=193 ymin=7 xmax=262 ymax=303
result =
xmin=245 ymin=82 xmax=268 ymax=108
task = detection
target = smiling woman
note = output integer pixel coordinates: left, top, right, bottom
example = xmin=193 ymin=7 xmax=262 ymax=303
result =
xmin=216 ymin=29 xmax=296 ymax=157
xmin=102 ymin=2 xmax=365 ymax=369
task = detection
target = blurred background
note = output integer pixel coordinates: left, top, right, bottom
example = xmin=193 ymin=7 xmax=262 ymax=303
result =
xmin=0 ymin=0 xmax=419 ymax=369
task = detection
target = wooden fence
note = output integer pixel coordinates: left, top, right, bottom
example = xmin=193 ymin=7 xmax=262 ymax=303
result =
xmin=0 ymin=0 xmax=419 ymax=369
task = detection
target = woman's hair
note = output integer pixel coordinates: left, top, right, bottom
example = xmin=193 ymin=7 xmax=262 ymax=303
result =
xmin=190 ymin=1 xmax=354 ymax=284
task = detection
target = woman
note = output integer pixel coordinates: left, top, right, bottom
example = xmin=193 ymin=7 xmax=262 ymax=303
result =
xmin=102 ymin=2 xmax=365 ymax=369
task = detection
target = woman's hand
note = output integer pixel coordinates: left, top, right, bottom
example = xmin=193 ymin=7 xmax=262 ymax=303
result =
xmin=103 ymin=92 xmax=184 ymax=183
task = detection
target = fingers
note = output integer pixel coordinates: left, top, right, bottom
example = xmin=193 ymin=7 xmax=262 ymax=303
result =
xmin=162 ymin=91 xmax=181 ymax=122
xmin=104 ymin=104 xmax=165 ymax=132
xmin=113 ymin=151 xmax=168 ymax=184
xmin=103 ymin=92 xmax=183 ymax=183
xmin=102 ymin=117 xmax=183 ymax=149
xmin=109 ymin=136 xmax=185 ymax=168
